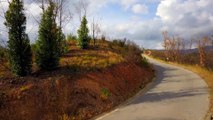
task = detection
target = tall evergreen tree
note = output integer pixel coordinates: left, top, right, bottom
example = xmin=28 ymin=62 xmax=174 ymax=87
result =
xmin=56 ymin=27 xmax=67 ymax=56
xmin=35 ymin=2 xmax=60 ymax=70
xmin=4 ymin=0 xmax=32 ymax=76
xmin=77 ymin=16 xmax=90 ymax=49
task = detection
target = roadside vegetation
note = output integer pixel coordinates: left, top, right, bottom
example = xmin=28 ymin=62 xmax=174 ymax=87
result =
xmin=147 ymin=31 xmax=213 ymax=120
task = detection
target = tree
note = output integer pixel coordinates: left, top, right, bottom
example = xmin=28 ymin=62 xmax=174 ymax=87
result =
xmin=197 ymin=37 xmax=208 ymax=67
xmin=35 ymin=1 xmax=60 ymax=70
xmin=67 ymin=33 xmax=77 ymax=41
xmin=75 ymin=0 xmax=88 ymax=22
xmin=35 ymin=0 xmax=72 ymax=28
xmin=4 ymin=0 xmax=32 ymax=76
xmin=91 ymin=17 xmax=101 ymax=46
xmin=57 ymin=26 xmax=68 ymax=56
xmin=77 ymin=15 xmax=90 ymax=49
xmin=162 ymin=31 xmax=184 ymax=62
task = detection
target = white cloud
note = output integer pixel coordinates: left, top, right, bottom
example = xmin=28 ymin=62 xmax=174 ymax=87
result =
xmin=1 ymin=0 xmax=213 ymax=49
xmin=132 ymin=4 xmax=149 ymax=14
xmin=156 ymin=0 xmax=213 ymax=39
xmin=101 ymin=17 xmax=163 ymax=49
xmin=120 ymin=0 xmax=138 ymax=9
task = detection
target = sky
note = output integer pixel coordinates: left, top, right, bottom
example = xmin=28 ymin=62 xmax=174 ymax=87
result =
xmin=0 ymin=0 xmax=213 ymax=49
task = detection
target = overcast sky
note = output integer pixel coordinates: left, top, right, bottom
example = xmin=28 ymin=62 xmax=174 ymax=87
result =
xmin=0 ymin=0 xmax=213 ymax=49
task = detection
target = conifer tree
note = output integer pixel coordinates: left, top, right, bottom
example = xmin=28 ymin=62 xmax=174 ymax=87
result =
xmin=4 ymin=0 xmax=32 ymax=76
xmin=77 ymin=16 xmax=90 ymax=49
xmin=35 ymin=2 xmax=60 ymax=70
xmin=57 ymin=27 xmax=67 ymax=56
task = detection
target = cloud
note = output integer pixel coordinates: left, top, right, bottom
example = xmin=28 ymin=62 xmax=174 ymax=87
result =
xmin=131 ymin=4 xmax=149 ymax=14
xmin=119 ymin=0 xmax=138 ymax=9
xmin=101 ymin=17 xmax=163 ymax=49
xmin=1 ymin=0 xmax=213 ymax=49
xmin=156 ymin=0 xmax=213 ymax=39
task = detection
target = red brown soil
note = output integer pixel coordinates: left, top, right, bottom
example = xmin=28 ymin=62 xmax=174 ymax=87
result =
xmin=0 ymin=62 xmax=154 ymax=120
xmin=0 ymin=42 xmax=154 ymax=120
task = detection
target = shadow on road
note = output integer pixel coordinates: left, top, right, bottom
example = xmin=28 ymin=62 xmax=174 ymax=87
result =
xmin=125 ymin=63 xmax=207 ymax=105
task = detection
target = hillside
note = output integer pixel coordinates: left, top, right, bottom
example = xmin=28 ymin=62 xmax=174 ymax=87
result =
xmin=0 ymin=40 xmax=154 ymax=120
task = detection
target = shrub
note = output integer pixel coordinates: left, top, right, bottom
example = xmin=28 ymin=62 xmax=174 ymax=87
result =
xmin=100 ymin=88 xmax=110 ymax=100
xmin=67 ymin=33 xmax=77 ymax=41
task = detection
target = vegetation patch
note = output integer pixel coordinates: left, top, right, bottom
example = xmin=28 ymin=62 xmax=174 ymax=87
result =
xmin=100 ymin=88 xmax=110 ymax=100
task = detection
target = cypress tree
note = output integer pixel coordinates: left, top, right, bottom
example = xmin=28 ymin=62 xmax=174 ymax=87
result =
xmin=56 ymin=27 xmax=67 ymax=56
xmin=35 ymin=2 xmax=60 ymax=70
xmin=77 ymin=16 xmax=90 ymax=49
xmin=4 ymin=0 xmax=32 ymax=76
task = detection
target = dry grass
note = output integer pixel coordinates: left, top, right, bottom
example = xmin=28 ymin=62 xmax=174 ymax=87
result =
xmin=60 ymin=48 xmax=124 ymax=70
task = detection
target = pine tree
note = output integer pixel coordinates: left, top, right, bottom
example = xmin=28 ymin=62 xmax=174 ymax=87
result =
xmin=77 ymin=16 xmax=90 ymax=49
xmin=35 ymin=2 xmax=60 ymax=70
xmin=4 ymin=0 xmax=32 ymax=76
xmin=57 ymin=27 xmax=67 ymax=56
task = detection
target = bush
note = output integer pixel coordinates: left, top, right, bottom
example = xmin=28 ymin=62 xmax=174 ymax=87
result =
xmin=100 ymin=88 xmax=110 ymax=100
xmin=67 ymin=34 xmax=77 ymax=41
xmin=107 ymin=39 xmax=148 ymax=66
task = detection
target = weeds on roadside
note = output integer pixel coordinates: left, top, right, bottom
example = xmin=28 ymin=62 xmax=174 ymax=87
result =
xmin=100 ymin=88 xmax=110 ymax=100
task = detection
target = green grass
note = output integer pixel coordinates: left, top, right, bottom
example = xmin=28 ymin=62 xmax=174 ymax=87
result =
xmin=100 ymin=88 xmax=110 ymax=100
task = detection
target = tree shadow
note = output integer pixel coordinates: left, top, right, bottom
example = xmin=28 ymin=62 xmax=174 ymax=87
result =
xmin=129 ymin=87 xmax=206 ymax=105
xmin=125 ymin=63 xmax=207 ymax=105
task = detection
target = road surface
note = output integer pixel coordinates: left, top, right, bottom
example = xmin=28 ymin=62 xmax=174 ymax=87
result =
xmin=95 ymin=56 xmax=209 ymax=120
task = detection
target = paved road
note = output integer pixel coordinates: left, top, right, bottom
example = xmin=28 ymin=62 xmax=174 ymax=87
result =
xmin=95 ymin=56 xmax=209 ymax=120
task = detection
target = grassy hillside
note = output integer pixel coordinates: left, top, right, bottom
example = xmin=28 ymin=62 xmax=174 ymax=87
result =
xmin=0 ymin=39 xmax=154 ymax=120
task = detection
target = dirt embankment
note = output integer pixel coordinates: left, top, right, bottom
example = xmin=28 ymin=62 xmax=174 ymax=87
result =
xmin=0 ymin=61 xmax=154 ymax=120
xmin=0 ymin=40 xmax=155 ymax=120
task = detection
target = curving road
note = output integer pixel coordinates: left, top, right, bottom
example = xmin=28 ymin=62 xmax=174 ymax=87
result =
xmin=95 ymin=56 xmax=209 ymax=120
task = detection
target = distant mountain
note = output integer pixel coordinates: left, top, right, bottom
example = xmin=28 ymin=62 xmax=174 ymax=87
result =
xmin=182 ymin=46 xmax=213 ymax=54
xmin=150 ymin=46 xmax=213 ymax=54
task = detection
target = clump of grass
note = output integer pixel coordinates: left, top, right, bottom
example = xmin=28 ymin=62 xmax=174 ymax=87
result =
xmin=20 ymin=84 xmax=33 ymax=92
xmin=100 ymin=88 xmax=110 ymax=100
xmin=59 ymin=114 xmax=70 ymax=120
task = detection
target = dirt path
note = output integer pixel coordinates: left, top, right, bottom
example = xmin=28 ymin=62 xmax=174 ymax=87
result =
xmin=95 ymin=56 xmax=209 ymax=120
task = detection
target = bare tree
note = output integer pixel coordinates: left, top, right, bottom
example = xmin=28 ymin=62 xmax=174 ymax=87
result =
xmin=162 ymin=31 xmax=171 ymax=61
xmin=197 ymin=37 xmax=208 ymax=67
xmin=162 ymin=31 xmax=185 ymax=62
xmin=91 ymin=17 xmax=101 ymax=46
xmin=209 ymin=35 xmax=213 ymax=48
xmin=75 ymin=0 xmax=88 ymax=22
xmin=34 ymin=0 xmax=72 ymax=28
xmin=189 ymin=38 xmax=194 ymax=49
